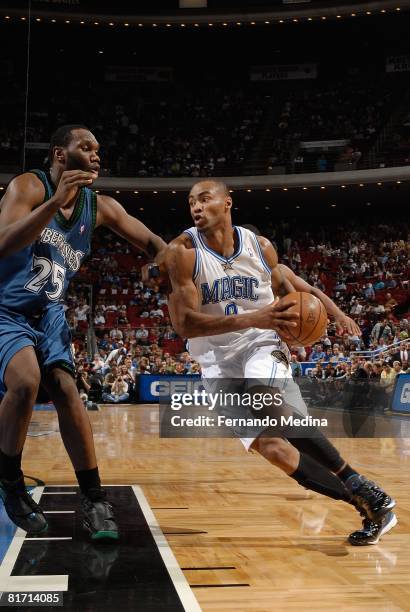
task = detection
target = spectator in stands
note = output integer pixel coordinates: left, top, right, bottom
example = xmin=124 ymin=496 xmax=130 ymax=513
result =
xmin=290 ymin=355 xmax=302 ymax=377
xmin=102 ymin=375 xmax=129 ymax=403
xmin=109 ymin=327 xmax=123 ymax=341
xmin=310 ymin=344 xmax=327 ymax=361
xmin=75 ymin=297 xmax=89 ymax=324
xmin=135 ymin=324 xmax=149 ymax=345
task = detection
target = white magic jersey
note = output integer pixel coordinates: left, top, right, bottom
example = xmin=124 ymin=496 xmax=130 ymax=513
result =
xmin=185 ymin=225 xmax=287 ymax=370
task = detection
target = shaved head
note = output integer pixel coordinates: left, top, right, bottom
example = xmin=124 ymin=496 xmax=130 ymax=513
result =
xmin=190 ymin=180 xmax=230 ymax=198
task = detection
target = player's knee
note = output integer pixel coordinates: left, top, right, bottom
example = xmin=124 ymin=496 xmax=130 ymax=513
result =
xmin=46 ymin=370 xmax=78 ymax=403
xmin=11 ymin=372 xmax=40 ymax=405
xmin=255 ymin=437 xmax=291 ymax=465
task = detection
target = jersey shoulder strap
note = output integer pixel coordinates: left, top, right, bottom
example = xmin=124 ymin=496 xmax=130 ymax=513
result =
xmin=28 ymin=169 xmax=54 ymax=203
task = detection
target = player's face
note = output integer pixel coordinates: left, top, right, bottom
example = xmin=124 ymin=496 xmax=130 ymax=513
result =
xmin=65 ymin=129 xmax=101 ymax=176
xmin=188 ymin=182 xmax=231 ymax=231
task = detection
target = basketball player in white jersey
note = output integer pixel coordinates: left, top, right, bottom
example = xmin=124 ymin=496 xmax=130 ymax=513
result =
xmin=165 ymin=179 xmax=396 ymax=545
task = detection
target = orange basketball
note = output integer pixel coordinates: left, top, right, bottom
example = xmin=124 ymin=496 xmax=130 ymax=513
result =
xmin=279 ymin=291 xmax=328 ymax=346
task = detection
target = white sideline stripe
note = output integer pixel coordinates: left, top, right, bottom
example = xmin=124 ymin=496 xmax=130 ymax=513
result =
xmin=44 ymin=511 xmax=75 ymax=514
xmin=0 ymin=486 xmax=69 ymax=593
xmin=25 ymin=537 xmax=72 ymax=541
xmin=132 ymin=485 xmax=201 ymax=612
xmin=42 ymin=492 xmax=76 ymax=495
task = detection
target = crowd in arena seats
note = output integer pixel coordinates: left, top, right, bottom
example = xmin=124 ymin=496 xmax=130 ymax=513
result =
xmin=1 ymin=74 xmax=407 ymax=177
xmin=266 ymin=76 xmax=398 ymax=174
xmin=63 ymin=220 xmax=409 ymax=405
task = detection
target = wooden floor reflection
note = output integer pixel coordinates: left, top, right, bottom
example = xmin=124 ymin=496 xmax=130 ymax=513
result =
xmin=23 ymin=405 xmax=410 ymax=612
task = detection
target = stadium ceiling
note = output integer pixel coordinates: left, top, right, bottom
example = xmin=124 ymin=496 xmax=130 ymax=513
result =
xmin=0 ymin=0 xmax=409 ymax=24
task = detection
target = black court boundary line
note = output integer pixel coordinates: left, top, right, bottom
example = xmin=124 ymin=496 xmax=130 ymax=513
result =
xmin=0 ymin=485 xmax=202 ymax=611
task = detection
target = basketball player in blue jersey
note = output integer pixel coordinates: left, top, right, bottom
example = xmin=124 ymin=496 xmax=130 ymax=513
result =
xmin=164 ymin=179 xmax=396 ymax=545
xmin=0 ymin=125 xmax=166 ymax=538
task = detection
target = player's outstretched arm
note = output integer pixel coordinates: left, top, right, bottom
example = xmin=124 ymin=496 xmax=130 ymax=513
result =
xmin=0 ymin=171 xmax=96 ymax=258
xmin=279 ymin=264 xmax=361 ymax=336
xmin=96 ymin=195 xmax=167 ymax=260
xmin=165 ymin=239 xmax=300 ymax=338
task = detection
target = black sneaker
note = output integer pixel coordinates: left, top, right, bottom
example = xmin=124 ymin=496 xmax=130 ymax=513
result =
xmin=80 ymin=489 xmax=119 ymax=542
xmin=348 ymin=511 xmax=397 ymax=546
xmin=348 ymin=476 xmax=396 ymax=521
xmin=0 ymin=476 xmax=48 ymax=534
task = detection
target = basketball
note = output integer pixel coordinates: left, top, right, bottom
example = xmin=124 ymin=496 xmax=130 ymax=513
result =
xmin=280 ymin=291 xmax=328 ymax=346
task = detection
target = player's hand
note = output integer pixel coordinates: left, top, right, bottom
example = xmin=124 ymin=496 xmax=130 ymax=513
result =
xmin=251 ymin=297 xmax=299 ymax=333
xmin=52 ymin=170 xmax=98 ymax=208
xmin=334 ymin=314 xmax=361 ymax=336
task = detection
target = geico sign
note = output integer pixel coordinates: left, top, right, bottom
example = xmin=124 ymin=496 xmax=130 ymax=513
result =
xmin=400 ymin=383 xmax=410 ymax=404
xmin=150 ymin=380 xmax=203 ymax=397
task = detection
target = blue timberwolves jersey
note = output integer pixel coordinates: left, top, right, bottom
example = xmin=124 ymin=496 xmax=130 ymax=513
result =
xmin=0 ymin=169 xmax=96 ymax=315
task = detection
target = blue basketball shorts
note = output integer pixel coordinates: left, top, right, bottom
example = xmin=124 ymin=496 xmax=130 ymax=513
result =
xmin=0 ymin=304 xmax=75 ymax=391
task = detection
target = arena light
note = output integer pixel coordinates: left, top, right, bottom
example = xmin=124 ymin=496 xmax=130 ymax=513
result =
xmin=359 ymin=183 xmax=364 ymax=187
xmin=208 ymin=23 xmax=214 ymax=26
xmin=222 ymin=22 xmax=228 ymax=26
xmin=0 ymin=186 xmax=4 ymax=190
xmin=36 ymin=18 xmax=41 ymax=22
xmin=381 ymin=9 xmax=386 ymax=12
xmin=153 ymin=190 xmax=158 ymax=194
xmin=51 ymin=19 xmax=56 ymax=23
xmin=109 ymin=22 xmax=114 ymax=26
xmin=181 ymin=23 xmax=186 ymax=27
xmin=366 ymin=11 xmax=372 ymax=14
xmin=236 ymin=22 xmax=242 ymax=26
xmin=124 ymin=22 xmax=129 ymax=26
xmin=21 ymin=16 xmax=27 ymax=20
xmin=396 ymin=180 xmax=402 ymax=184
xmin=139 ymin=207 xmax=144 ymax=211
xmin=94 ymin=21 xmax=99 ymax=25
xmin=377 ymin=182 xmax=383 ymax=185
xmin=138 ymin=23 xmax=143 ymax=27
xmin=296 ymin=205 xmax=300 ymax=208
xmin=321 ymin=16 xmax=327 ymax=20
xmin=153 ymin=23 xmax=158 ymax=27
xmin=80 ymin=21 xmax=84 ymax=24
xmin=172 ymin=190 xmax=177 ymax=194
xmin=366 ymin=202 xmax=371 ymax=206
xmin=98 ymin=50 xmax=103 ymax=54
xmin=95 ymin=190 xmax=100 ymax=193
xmin=307 ymin=17 xmax=313 ymax=21
xmin=265 ymin=206 xmax=270 ymax=210
xmin=396 ymin=7 xmax=401 ymax=11
xmin=5 ymin=16 xmax=10 ymax=19
xmin=331 ymin=204 xmax=337 ymax=207
xmin=250 ymin=21 xmax=256 ymax=25
xmin=283 ymin=187 xmax=288 ymax=191
xmin=65 ymin=20 xmax=71 ymax=23
xmin=351 ymin=13 xmax=356 ymax=17
xmin=166 ymin=23 xmax=172 ymax=27
xmin=115 ymin=190 xmax=120 ymax=194
xmin=341 ymin=185 xmax=346 ymax=188
xmin=320 ymin=186 xmax=326 ymax=189
xmin=134 ymin=190 xmax=139 ymax=194
xmin=246 ymin=189 xmax=252 ymax=192
xmin=265 ymin=188 xmax=271 ymax=192
xmin=303 ymin=187 xmax=308 ymax=190
xmin=265 ymin=20 xmax=271 ymax=24
xmin=279 ymin=19 xmax=284 ymax=23
xmin=229 ymin=189 xmax=234 ymax=193
xmin=194 ymin=23 xmax=199 ymax=27
xmin=336 ymin=15 xmax=342 ymax=18
xmin=293 ymin=19 xmax=298 ymax=23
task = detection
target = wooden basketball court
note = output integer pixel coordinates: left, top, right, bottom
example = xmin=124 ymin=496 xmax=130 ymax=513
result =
xmin=6 ymin=404 xmax=410 ymax=611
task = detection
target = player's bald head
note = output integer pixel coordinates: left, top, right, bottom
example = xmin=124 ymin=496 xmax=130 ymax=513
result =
xmin=189 ymin=180 xmax=230 ymax=199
